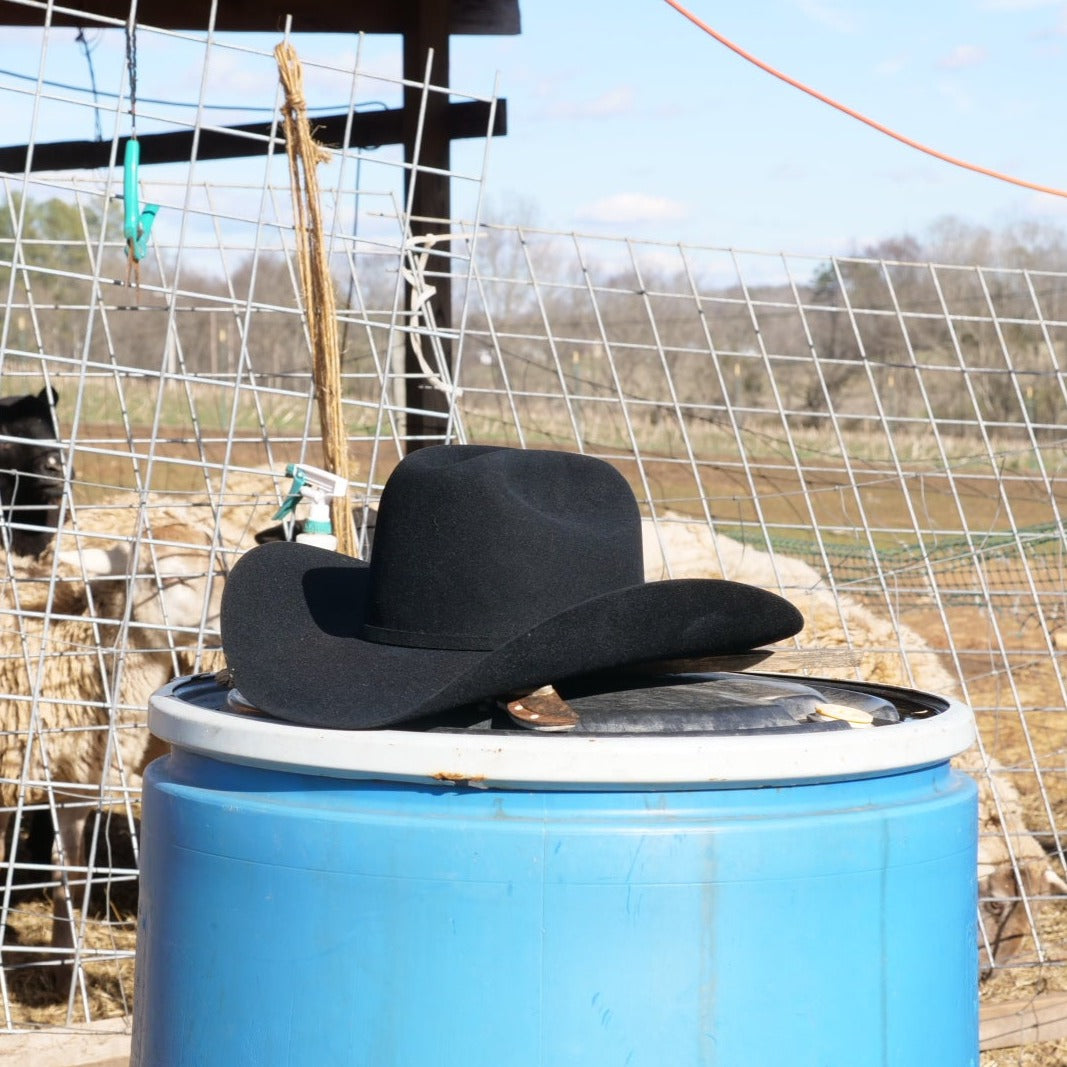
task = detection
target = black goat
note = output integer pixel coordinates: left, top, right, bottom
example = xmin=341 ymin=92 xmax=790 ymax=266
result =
xmin=0 ymin=387 xmax=67 ymax=557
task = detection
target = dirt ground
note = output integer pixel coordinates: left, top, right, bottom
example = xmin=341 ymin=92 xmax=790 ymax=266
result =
xmin=2 ymin=899 xmax=136 ymax=1026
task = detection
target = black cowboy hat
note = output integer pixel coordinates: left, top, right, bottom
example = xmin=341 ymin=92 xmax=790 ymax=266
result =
xmin=219 ymin=445 xmax=804 ymax=729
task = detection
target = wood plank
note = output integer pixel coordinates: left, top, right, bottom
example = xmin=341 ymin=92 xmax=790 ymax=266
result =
xmin=0 ymin=0 xmax=520 ymax=35
xmin=981 ymin=992 xmax=1067 ymax=1050
xmin=0 ymin=100 xmax=506 ymax=174
xmin=0 ymin=1019 xmax=131 ymax=1065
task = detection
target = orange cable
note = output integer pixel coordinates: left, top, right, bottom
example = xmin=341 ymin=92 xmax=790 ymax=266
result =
xmin=662 ymin=0 xmax=1067 ymax=200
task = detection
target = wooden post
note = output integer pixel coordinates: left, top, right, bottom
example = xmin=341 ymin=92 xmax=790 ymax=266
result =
xmin=402 ymin=0 xmax=453 ymax=451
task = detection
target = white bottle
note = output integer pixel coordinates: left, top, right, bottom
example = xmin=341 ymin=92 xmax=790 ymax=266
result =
xmin=295 ymin=497 xmax=338 ymax=550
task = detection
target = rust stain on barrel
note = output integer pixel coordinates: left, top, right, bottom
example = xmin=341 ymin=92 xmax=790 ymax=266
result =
xmin=432 ymin=771 xmax=487 ymax=785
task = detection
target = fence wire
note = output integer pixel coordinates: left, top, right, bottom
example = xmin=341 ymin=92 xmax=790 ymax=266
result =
xmin=448 ymin=223 xmax=1067 ymax=1031
xmin=0 ymin=1 xmax=1065 ymax=1055
xmin=0 ymin=5 xmax=498 ymax=1027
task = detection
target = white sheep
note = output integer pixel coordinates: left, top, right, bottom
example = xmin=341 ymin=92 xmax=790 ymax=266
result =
xmin=0 ymin=467 xmax=323 ymax=984
xmin=0 ymin=509 xmax=245 ymax=983
xmin=642 ymin=510 xmax=1064 ymax=966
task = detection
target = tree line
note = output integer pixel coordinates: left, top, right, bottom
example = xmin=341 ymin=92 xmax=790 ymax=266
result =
xmin=3 ymin=194 xmax=1066 ymax=437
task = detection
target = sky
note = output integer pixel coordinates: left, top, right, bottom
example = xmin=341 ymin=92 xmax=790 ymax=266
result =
xmin=450 ymin=0 xmax=1067 ymax=257
xmin=2 ymin=0 xmax=1067 ymax=263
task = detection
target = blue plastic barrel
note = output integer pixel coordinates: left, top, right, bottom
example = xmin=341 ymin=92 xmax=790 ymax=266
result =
xmin=132 ymin=674 xmax=978 ymax=1067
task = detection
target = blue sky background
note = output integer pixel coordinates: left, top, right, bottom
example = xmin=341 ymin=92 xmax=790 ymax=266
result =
xmin=2 ymin=0 xmax=1067 ymax=261
xmin=450 ymin=0 xmax=1067 ymax=256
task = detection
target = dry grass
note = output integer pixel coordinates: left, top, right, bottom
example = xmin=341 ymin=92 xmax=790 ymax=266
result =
xmin=984 ymin=1041 xmax=1067 ymax=1066
xmin=2 ymin=896 xmax=136 ymax=1026
xmin=1 ymin=809 xmax=141 ymax=1026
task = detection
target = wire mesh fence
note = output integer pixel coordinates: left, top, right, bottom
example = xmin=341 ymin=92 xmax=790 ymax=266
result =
xmin=1 ymin=2 xmax=1066 ymax=1058
xmin=0 ymin=4 xmax=501 ymax=1027
xmin=450 ymin=224 xmax=1067 ymax=1059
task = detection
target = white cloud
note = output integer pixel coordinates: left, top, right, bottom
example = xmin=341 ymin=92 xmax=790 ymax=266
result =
xmin=937 ymin=43 xmax=989 ymax=69
xmin=875 ymin=53 xmax=909 ymax=77
xmin=584 ymin=86 xmax=637 ymax=118
xmin=577 ymin=193 xmax=688 ymax=225
xmin=937 ymin=79 xmax=975 ymax=112
xmin=1024 ymin=190 xmax=1067 ymax=216
xmin=546 ymin=86 xmax=636 ymax=121
xmin=981 ymin=0 xmax=1060 ymax=9
xmin=1036 ymin=6 xmax=1067 ymax=36
xmin=793 ymin=0 xmax=857 ymax=33
xmin=770 ymin=162 xmax=808 ymax=181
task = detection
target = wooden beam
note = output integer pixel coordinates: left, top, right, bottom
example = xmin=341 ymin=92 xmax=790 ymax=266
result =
xmin=0 ymin=0 xmax=520 ymax=35
xmin=981 ymin=992 xmax=1067 ymax=1050
xmin=0 ymin=100 xmax=506 ymax=173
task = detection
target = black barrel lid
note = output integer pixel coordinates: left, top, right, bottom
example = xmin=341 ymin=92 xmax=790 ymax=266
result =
xmin=411 ymin=672 xmax=910 ymax=736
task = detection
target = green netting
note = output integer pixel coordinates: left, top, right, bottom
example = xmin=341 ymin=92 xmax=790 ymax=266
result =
xmin=721 ymin=521 xmax=1067 ymax=599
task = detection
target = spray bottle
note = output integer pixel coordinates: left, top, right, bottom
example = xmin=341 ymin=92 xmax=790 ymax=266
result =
xmin=273 ymin=463 xmax=349 ymax=551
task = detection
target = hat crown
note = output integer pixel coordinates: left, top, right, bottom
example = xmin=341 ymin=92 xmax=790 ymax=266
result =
xmin=363 ymin=446 xmax=643 ymax=651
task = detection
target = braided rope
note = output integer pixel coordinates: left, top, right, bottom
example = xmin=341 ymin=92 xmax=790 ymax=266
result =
xmin=274 ymin=41 xmax=356 ymax=557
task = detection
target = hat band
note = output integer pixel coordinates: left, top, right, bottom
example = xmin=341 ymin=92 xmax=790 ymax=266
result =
xmin=359 ymin=621 xmax=497 ymax=652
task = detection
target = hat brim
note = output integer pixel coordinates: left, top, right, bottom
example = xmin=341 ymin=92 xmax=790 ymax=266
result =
xmin=220 ymin=540 xmax=805 ymax=729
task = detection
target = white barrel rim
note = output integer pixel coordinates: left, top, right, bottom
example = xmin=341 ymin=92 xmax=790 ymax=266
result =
xmin=148 ymin=675 xmax=976 ymax=791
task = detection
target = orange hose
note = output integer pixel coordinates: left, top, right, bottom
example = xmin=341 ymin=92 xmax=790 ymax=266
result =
xmin=662 ymin=0 xmax=1067 ymax=200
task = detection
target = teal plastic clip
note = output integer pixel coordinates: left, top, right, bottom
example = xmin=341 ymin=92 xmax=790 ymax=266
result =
xmin=123 ymin=138 xmax=159 ymax=262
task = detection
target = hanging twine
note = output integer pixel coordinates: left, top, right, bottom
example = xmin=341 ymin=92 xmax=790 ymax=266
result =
xmin=274 ymin=41 xmax=356 ymax=557
xmin=125 ymin=20 xmax=138 ymax=137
